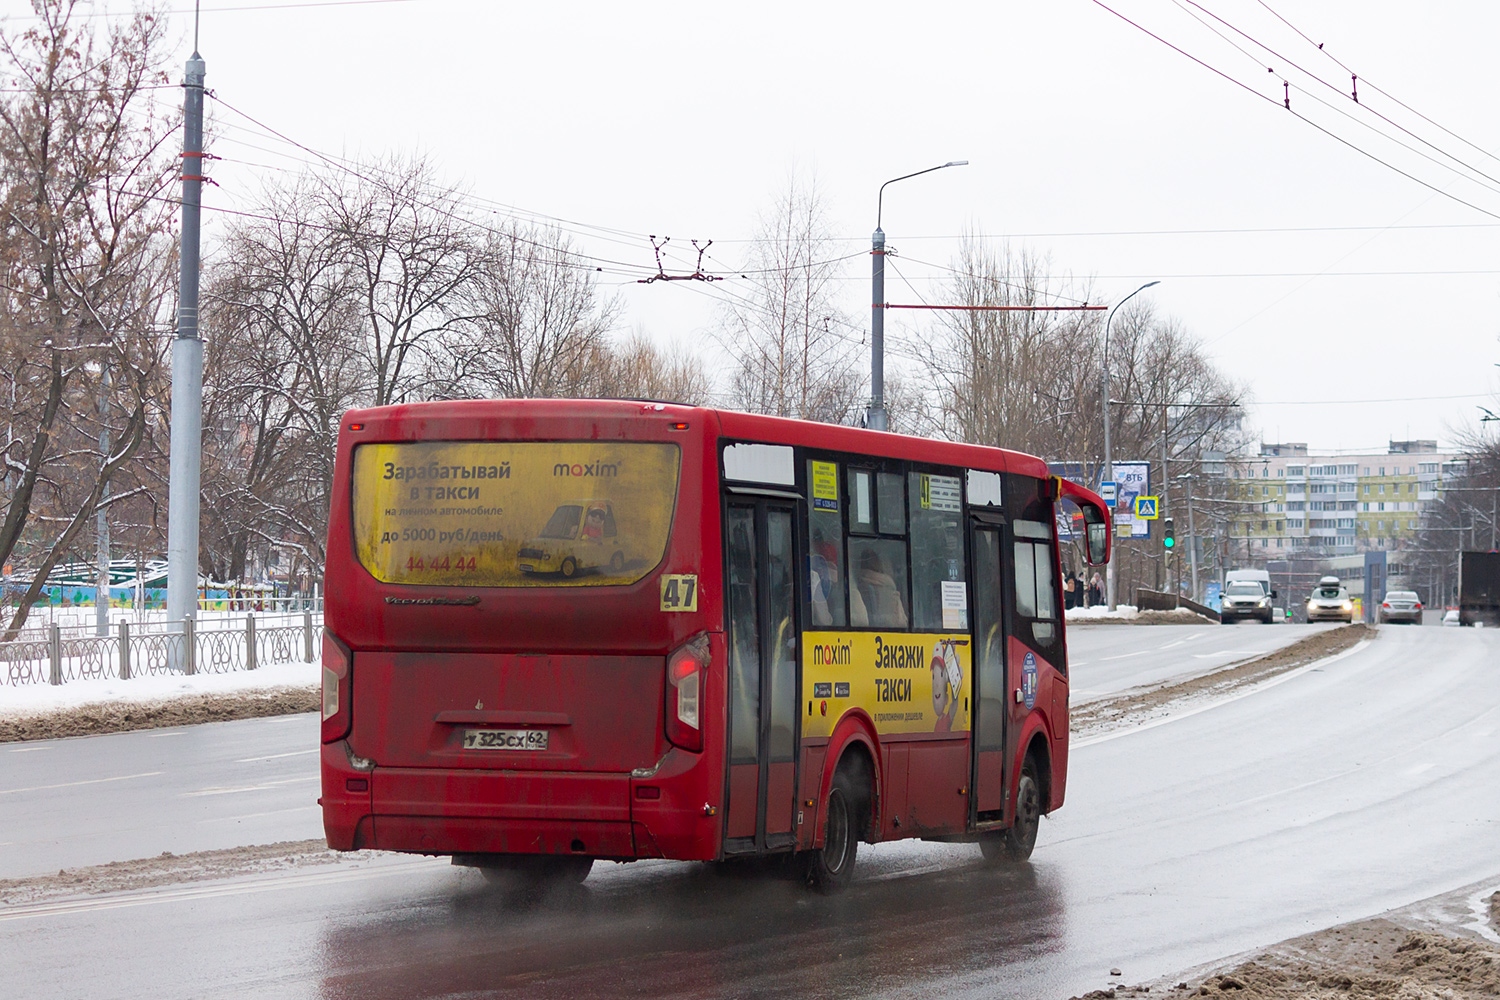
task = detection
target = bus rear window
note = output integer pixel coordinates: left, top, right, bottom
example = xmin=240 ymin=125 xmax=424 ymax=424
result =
xmin=351 ymin=441 xmax=680 ymax=587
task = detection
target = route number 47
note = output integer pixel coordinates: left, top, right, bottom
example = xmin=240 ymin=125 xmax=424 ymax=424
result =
xmin=660 ymin=575 xmax=699 ymax=612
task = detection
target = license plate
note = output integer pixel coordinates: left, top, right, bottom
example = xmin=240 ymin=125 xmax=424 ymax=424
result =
xmin=462 ymin=728 xmax=549 ymax=751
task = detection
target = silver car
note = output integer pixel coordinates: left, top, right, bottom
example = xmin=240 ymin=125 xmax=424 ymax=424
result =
xmin=1378 ymin=590 xmax=1423 ymax=625
xmin=1307 ymin=578 xmax=1354 ymax=623
xmin=1220 ymin=581 xmax=1275 ymax=624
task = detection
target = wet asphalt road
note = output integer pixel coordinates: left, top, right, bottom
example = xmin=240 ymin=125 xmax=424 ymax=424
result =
xmin=0 ymin=713 xmax=322 ymax=879
xmin=3 ymin=624 xmax=1497 ymax=999
xmin=0 ymin=623 xmax=1311 ymax=880
xmin=1065 ymin=621 xmax=1337 ymax=703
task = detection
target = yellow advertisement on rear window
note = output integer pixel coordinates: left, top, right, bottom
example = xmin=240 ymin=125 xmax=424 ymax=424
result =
xmin=351 ymin=441 xmax=680 ymax=587
xmin=802 ymin=631 xmax=972 ymax=738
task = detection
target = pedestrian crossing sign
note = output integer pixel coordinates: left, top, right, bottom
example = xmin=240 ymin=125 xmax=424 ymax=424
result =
xmin=1134 ymin=496 xmax=1160 ymax=519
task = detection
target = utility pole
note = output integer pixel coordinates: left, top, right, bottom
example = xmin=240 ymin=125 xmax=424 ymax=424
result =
xmin=166 ymin=46 xmax=206 ymax=637
xmin=867 ymin=160 xmax=967 ymax=432
xmin=95 ymin=365 xmax=110 ymax=637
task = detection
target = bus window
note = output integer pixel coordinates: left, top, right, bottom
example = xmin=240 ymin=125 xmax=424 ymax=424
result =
xmin=807 ymin=461 xmax=846 ymax=628
xmin=877 ymin=473 xmax=905 ymax=534
xmin=849 ymin=538 xmax=909 ymax=628
xmin=766 ymin=510 xmax=798 ymax=763
xmin=848 ymin=469 xmax=874 ymax=534
xmin=909 ymin=471 xmax=966 ymax=630
xmin=1013 ymin=519 xmax=1059 ymax=647
xmin=727 ymin=507 xmax=761 ymax=763
xmin=350 ymin=440 xmax=678 ymax=586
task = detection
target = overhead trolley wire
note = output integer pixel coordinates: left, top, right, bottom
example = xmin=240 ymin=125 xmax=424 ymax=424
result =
xmin=1254 ymin=0 xmax=1500 ymax=171
xmin=1086 ymin=0 xmax=1500 ymax=224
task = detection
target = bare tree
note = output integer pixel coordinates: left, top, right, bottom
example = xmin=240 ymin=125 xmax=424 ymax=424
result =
xmin=0 ymin=0 xmax=176 ymax=635
xmin=199 ymin=175 xmax=370 ymax=584
xmin=430 ymin=223 xmax=620 ymax=399
xmin=601 ymin=330 xmax=711 ymax=405
xmin=718 ymin=174 xmax=863 ymax=422
xmin=315 ymin=156 xmax=487 ymax=407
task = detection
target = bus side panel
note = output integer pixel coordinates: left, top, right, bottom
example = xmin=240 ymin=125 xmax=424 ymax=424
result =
xmin=1008 ymin=634 xmax=1062 ymax=816
xmin=1050 ymin=656 xmax=1069 ymax=811
xmin=629 ymin=631 xmax=731 ymax=863
xmin=878 ymin=742 xmax=908 ymax=841
xmin=795 ymin=744 xmax=827 ymax=850
xmin=903 ymin=737 xmax=969 ymax=835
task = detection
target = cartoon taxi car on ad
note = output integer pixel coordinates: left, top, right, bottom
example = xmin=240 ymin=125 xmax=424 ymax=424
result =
xmin=517 ymin=500 xmax=625 ymax=578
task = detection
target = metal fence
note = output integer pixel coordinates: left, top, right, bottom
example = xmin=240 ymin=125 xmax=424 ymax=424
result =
xmin=0 ymin=613 xmax=320 ymax=687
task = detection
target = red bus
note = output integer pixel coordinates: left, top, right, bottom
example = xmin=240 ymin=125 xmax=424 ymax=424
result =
xmin=319 ymin=400 xmax=1110 ymax=890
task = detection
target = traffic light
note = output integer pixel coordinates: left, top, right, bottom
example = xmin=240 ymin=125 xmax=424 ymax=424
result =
xmin=1163 ymin=517 xmax=1176 ymax=549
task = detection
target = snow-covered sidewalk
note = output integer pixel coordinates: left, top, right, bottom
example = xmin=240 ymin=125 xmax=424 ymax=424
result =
xmin=0 ymin=659 xmax=317 ymax=721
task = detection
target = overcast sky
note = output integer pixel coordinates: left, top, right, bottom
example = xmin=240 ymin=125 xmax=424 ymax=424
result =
xmin=9 ymin=0 xmax=1500 ymax=455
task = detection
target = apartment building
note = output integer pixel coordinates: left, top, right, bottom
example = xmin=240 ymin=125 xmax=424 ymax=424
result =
xmin=1223 ymin=440 xmax=1465 ymax=557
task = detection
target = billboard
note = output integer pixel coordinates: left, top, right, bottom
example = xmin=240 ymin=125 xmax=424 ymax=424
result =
xmin=1112 ymin=461 xmax=1151 ymax=539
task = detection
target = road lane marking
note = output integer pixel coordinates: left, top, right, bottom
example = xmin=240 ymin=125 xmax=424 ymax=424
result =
xmin=0 ymin=771 xmax=164 ymax=796
xmin=8 ymin=745 xmax=52 ymax=753
xmin=1100 ymin=650 xmax=1148 ymax=661
xmin=182 ymin=776 xmax=319 ymax=797
xmin=234 ymin=748 xmax=318 ymax=763
xmin=1155 ymin=638 xmax=1188 ymax=650
xmin=0 ymin=859 xmax=443 ymax=922
xmin=145 ymin=732 xmax=184 ymax=738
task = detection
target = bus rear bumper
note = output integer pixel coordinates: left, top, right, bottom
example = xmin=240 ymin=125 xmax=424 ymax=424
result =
xmin=320 ymin=747 xmax=716 ymax=860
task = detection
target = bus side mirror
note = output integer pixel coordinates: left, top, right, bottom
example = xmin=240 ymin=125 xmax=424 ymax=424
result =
xmin=1082 ymin=505 xmax=1109 ymax=565
xmin=1270 ymin=590 xmax=1278 ymax=600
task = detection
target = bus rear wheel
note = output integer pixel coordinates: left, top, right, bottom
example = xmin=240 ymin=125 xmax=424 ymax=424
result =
xmin=980 ymin=758 xmax=1041 ymax=864
xmin=803 ymin=769 xmax=862 ymax=893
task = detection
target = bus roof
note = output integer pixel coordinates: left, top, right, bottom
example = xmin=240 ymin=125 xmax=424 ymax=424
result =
xmin=342 ymin=398 xmax=1052 ymax=479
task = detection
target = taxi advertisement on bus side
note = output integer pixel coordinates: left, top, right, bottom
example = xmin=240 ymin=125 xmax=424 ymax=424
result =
xmin=801 ymin=631 xmax=972 ymax=738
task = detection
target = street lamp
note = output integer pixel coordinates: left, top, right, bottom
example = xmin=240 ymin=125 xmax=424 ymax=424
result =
xmin=868 ymin=160 xmax=968 ymax=432
xmin=1102 ymin=280 xmax=1160 ymax=610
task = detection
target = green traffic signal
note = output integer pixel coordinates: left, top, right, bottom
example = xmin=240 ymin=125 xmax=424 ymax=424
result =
xmin=1163 ymin=517 xmax=1176 ymax=549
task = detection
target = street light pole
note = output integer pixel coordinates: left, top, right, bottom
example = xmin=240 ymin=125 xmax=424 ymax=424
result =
xmin=1102 ymin=280 xmax=1160 ymax=610
xmin=1178 ymin=473 xmax=1201 ymax=602
xmin=868 ymin=160 xmax=968 ymax=432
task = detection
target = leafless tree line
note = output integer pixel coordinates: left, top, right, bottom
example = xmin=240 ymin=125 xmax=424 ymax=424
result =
xmin=0 ymin=3 xmax=1293 ymax=626
xmin=1407 ymin=426 xmax=1500 ymax=603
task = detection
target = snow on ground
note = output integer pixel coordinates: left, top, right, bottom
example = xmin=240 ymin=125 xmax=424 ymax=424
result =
xmin=0 ymin=658 xmax=317 ymax=720
xmin=1065 ymin=603 xmax=1141 ymax=621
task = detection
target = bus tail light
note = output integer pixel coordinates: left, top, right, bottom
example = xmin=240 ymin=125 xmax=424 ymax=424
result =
xmin=665 ymin=634 xmax=709 ymax=752
xmin=322 ymin=631 xmax=352 ymax=743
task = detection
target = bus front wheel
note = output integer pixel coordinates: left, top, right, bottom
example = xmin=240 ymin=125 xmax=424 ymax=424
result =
xmin=560 ymin=557 xmax=577 ymax=578
xmin=803 ymin=769 xmax=861 ymax=893
xmin=981 ymin=758 xmax=1040 ymax=864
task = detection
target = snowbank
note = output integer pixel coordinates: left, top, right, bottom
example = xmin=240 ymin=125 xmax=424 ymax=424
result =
xmin=1065 ymin=604 xmax=1140 ymax=621
xmin=0 ymin=659 xmax=317 ymax=720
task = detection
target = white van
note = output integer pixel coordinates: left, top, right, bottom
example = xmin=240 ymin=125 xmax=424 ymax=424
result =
xmin=1224 ymin=568 xmax=1272 ymax=598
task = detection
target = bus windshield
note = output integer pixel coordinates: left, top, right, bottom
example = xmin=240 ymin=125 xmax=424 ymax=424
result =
xmin=350 ymin=440 xmax=679 ymax=587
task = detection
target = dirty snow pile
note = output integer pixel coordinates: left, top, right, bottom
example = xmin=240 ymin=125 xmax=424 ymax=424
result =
xmin=0 ymin=660 xmax=317 ymax=721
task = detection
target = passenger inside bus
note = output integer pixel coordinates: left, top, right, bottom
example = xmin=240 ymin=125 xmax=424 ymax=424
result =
xmin=851 ymin=544 xmax=908 ymax=628
xmin=808 ymin=528 xmax=844 ymax=627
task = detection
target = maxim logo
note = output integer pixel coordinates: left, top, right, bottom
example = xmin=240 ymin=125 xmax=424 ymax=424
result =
xmin=554 ymin=460 xmax=619 ymax=478
xmin=813 ymin=641 xmax=851 ymax=666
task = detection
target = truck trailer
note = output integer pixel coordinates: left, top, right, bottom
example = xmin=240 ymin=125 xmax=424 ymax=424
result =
xmin=1458 ymin=550 xmax=1500 ymax=627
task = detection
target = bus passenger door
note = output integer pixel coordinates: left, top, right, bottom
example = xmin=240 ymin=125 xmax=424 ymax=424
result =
xmin=723 ymin=499 xmax=801 ymax=854
xmin=969 ymin=517 xmax=1008 ymax=818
